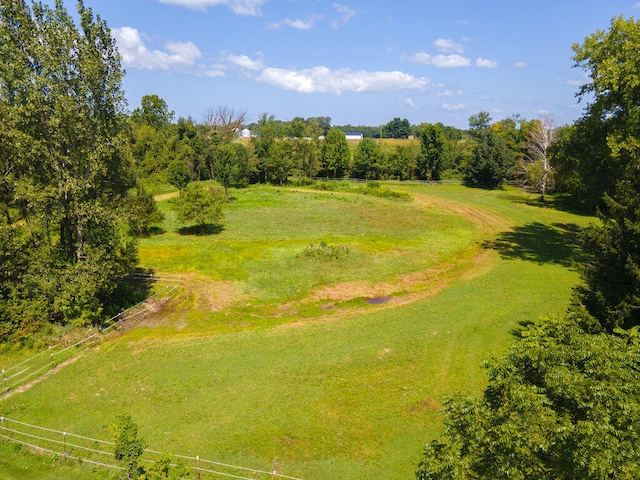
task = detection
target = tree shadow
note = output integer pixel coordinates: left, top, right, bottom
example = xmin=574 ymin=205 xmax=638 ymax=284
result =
xmin=145 ymin=226 xmax=166 ymax=236
xmin=107 ymin=267 xmax=156 ymax=318
xmin=177 ymin=224 xmax=224 ymax=236
xmin=499 ymin=192 xmax=595 ymax=217
xmin=510 ymin=319 xmax=538 ymax=338
xmin=484 ymin=222 xmax=585 ymax=268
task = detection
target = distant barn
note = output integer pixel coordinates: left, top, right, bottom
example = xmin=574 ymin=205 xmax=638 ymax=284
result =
xmin=345 ymin=132 xmax=364 ymax=140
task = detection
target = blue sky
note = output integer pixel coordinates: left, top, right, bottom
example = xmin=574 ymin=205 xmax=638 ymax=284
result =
xmin=75 ymin=0 xmax=639 ymax=128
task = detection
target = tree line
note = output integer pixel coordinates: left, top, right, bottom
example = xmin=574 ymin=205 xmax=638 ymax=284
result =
xmin=416 ymin=15 xmax=640 ymax=479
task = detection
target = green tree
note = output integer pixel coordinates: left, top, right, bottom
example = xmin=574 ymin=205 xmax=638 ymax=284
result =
xmin=111 ymin=413 xmax=147 ymax=480
xmin=131 ymin=94 xmax=174 ymax=129
xmin=174 ymin=182 xmax=225 ymax=230
xmin=352 ymin=138 xmax=382 ymax=180
xmin=465 ymin=131 xmax=515 ymax=188
xmin=416 ymin=315 xmax=640 ymax=480
xmin=210 ymin=142 xmax=238 ymax=199
xmin=569 ymin=16 xmax=640 ymax=330
xmin=167 ymin=159 xmax=191 ymax=191
xmin=468 ymin=111 xmax=492 ymax=135
xmin=321 ymin=129 xmax=350 ymax=178
xmin=125 ymin=186 xmax=164 ymax=236
xmin=417 ymin=123 xmax=447 ymax=180
xmin=383 ymin=117 xmax=411 ymax=138
xmin=0 ymin=0 xmax=138 ymax=332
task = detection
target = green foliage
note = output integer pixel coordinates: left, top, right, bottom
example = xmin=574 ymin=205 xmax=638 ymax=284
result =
xmin=131 ymin=95 xmax=175 ymax=130
xmin=111 ymin=413 xmax=147 ymax=480
xmin=576 ymin=190 xmax=640 ymax=331
xmin=352 ymin=138 xmax=382 ymax=180
xmin=383 ymin=117 xmax=412 ymax=139
xmin=468 ymin=111 xmax=492 ymax=133
xmin=417 ymin=123 xmax=447 ymax=180
xmin=110 ymin=415 xmax=188 ymax=480
xmin=300 ymin=241 xmax=350 ymax=260
xmin=0 ymin=0 xmax=138 ymax=337
xmin=173 ymin=181 xmax=225 ymax=229
xmin=321 ymin=129 xmax=350 ymax=178
xmin=465 ymin=131 xmax=515 ymax=188
xmin=417 ymin=315 xmax=640 ymax=479
xmin=565 ymin=16 xmax=640 ymax=330
xmin=167 ymin=159 xmax=191 ymax=191
xmin=126 ymin=187 xmax=164 ymax=236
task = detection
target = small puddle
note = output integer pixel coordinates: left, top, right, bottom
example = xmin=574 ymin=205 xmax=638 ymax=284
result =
xmin=367 ymin=297 xmax=392 ymax=305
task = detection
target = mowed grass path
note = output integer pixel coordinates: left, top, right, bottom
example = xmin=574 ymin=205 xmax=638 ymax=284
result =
xmin=0 ymin=184 xmax=595 ymax=479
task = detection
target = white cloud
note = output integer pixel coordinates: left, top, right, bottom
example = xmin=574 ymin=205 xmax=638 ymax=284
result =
xmin=113 ymin=27 xmax=202 ymax=72
xmin=566 ymin=74 xmax=589 ymax=86
xmin=437 ymin=89 xmax=463 ymax=97
xmin=442 ymin=103 xmax=466 ymax=111
xmin=476 ymin=57 xmax=497 ymax=68
xmin=405 ymin=52 xmax=471 ymax=68
xmin=433 ymin=38 xmax=464 ymax=54
xmin=226 ymin=53 xmax=264 ymax=71
xmin=255 ymin=66 xmax=432 ymax=94
xmin=331 ymin=3 xmax=356 ymax=28
xmin=267 ymin=15 xmax=322 ymax=30
xmin=405 ymin=98 xmax=418 ymax=109
xmin=159 ymin=0 xmax=267 ymax=15
xmin=513 ymin=61 xmax=527 ymax=68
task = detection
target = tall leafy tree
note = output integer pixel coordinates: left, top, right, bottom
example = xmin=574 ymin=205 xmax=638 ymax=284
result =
xmin=0 ymin=0 xmax=137 ymax=332
xmin=417 ymin=123 xmax=447 ymax=180
xmin=570 ymin=16 xmax=640 ymax=330
xmin=352 ymin=138 xmax=382 ymax=180
xmin=465 ymin=131 xmax=515 ymax=189
xmin=321 ymin=128 xmax=350 ymax=178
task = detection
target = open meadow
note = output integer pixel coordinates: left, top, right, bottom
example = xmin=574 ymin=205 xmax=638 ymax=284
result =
xmin=0 ymin=183 xmax=594 ymax=479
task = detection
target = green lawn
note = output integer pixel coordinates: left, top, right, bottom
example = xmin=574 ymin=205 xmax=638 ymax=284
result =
xmin=0 ymin=183 xmax=595 ymax=479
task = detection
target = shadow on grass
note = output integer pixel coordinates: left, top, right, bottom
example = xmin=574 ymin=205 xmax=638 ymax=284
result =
xmin=485 ymin=221 xmax=585 ymax=268
xmin=499 ymin=192 xmax=596 ymax=217
xmin=178 ymin=223 xmax=224 ymax=236
xmin=145 ymin=226 xmax=166 ymax=236
xmin=510 ymin=319 xmax=538 ymax=338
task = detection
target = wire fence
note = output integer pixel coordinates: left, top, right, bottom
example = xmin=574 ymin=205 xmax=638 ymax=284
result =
xmin=0 ymin=417 xmax=302 ymax=480
xmin=1 ymin=273 xmax=182 ymax=395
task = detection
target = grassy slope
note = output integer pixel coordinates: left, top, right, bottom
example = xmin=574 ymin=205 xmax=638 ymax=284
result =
xmin=0 ymin=184 xmax=594 ymax=479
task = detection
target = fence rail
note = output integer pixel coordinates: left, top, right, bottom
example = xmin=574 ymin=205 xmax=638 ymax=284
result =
xmin=0 ymin=417 xmax=302 ymax=480
xmin=1 ymin=274 xmax=181 ymax=395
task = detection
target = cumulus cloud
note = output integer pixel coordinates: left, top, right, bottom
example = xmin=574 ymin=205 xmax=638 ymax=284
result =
xmin=113 ymin=27 xmax=203 ymax=72
xmin=254 ymin=66 xmax=432 ymax=94
xmin=331 ymin=3 xmax=356 ymax=28
xmin=513 ymin=61 xmax=527 ymax=68
xmin=405 ymin=98 xmax=418 ymax=109
xmin=267 ymin=15 xmax=323 ymax=30
xmin=226 ymin=53 xmax=264 ymax=71
xmin=476 ymin=57 xmax=497 ymax=68
xmin=158 ymin=0 xmax=267 ymax=16
xmin=434 ymin=38 xmax=464 ymax=53
xmin=442 ymin=103 xmax=466 ymax=111
xmin=404 ymin=52 xmax=471 ymax=68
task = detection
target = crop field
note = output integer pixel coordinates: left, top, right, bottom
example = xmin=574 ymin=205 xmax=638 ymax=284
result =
xmin=0 ymin=183 xmax=594 ymax=479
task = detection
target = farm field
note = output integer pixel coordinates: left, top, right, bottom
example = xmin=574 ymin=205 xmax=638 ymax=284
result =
xmin=0 ymin=183 xmax=594 ymax=479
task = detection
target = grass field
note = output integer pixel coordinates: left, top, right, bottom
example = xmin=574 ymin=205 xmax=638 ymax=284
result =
xmin=0 ymin=183 xmax=594 ymax=479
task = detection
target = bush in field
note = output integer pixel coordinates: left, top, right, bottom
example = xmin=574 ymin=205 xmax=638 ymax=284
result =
xmin=174 ymin=182 xmax=225 ymax=230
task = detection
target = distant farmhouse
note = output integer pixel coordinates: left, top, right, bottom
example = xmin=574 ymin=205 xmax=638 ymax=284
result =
xmin=345 ymin=132 xmax=364 ymax=140
xmin=241 ymin=128 xmax=251 ymax=138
